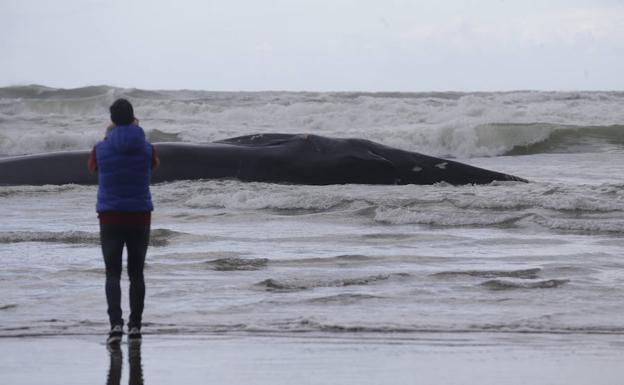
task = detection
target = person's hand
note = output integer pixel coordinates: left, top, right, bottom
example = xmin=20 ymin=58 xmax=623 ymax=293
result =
xmin=105 ymin=123 xmax=114 ymax=137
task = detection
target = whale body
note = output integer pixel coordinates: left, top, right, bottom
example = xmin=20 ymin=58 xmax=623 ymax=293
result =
xmin=0 ymin=133 xmax=527 ymax=186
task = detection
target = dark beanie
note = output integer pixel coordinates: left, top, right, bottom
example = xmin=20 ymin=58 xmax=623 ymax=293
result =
xmin=109 ymin=98 xmax=135 ymax=125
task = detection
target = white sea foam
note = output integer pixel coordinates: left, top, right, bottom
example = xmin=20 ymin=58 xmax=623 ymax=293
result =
xmin=143 ymin=178 xmax=624 ymax=234
xmin=157 ymin=179 xmax=624 ymax=211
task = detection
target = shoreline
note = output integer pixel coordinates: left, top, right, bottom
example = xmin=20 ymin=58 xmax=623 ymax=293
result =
xmin=1 ymin=333 xmax=623 ymax=385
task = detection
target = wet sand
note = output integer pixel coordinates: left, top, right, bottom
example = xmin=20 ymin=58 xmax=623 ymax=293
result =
xmin=1 ymin=333 xmax=623 ymax=385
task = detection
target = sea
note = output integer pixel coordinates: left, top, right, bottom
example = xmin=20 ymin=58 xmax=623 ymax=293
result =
xmin=1 ymin=85 xmax=623 ymax=347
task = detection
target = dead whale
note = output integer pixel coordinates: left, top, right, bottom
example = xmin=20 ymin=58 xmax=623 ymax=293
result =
xmin=0 ymin=133 xmax=527 ymax=186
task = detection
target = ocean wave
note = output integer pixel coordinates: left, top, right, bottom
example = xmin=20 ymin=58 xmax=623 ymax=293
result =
xmin=150 ymin=179 xmax=624 ymax=234
xmin=149 ymin=228 xmax=188 ymax=246
xmin=480 ymin=279 xmax=570 ymax=290
xmin=374 ymin=207 xmax=528 ymax=227
xmin=182 ymin=185 xmax=367 ymax=212
xmin=304 ymin=293 xmax=384 ymax=304
xmin=0 ymin=85 xmax=114 ymax=100
xmin=206 ymin=257 xmax=269 ymax=271
xmin=0 ymin=228 xmax=185 ymax=246
xmin=503 ymin=123 xmax=624 ymax=155
xmin=3 ymin=316 xmax=624 ymax=337
xmin=0 ymin=184 xmax=87 ymax=197
xmin=282 ymin=254 xmax=379 ymax=265
xmin=0 ymin=127 xmax=181 ymax=157
xmin=254 ymin=273 xmax=411 ymax=292
xmin=2 ymin=86 xmax=624 ymax=157
xmin=432 ymin=268 xmax=541 ymax=279
xmin=374 ymin=209 xmax=624 ymax=234
xmin=532 ymin=216 xmax=624 ymax=234
xmin=0 ymin=230 xmax=100 ymax=245
xmin=161 ymin=179 xmax=624 ymax=209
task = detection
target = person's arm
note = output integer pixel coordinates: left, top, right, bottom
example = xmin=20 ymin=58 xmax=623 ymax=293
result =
xmin=151 ymin=145 xmax=160 ymax=170
xmin=88 ymin=147 xmax=97 ymax=174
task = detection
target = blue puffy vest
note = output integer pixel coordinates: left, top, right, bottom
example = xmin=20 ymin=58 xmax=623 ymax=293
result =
xmin=95 ymin=125 xmax=154 ymax=213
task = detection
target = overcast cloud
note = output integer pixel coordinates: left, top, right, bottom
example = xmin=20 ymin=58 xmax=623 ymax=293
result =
xmin=1 ymin=0 xmax=623 ymax=91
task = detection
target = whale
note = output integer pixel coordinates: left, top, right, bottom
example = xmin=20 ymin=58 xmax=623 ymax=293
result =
xmin=0 ymin=133 xmax=527 ymax=186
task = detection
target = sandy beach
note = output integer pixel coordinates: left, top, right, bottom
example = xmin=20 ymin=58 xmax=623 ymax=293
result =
xmin=2 ymin=332 xmax=623 ymax=385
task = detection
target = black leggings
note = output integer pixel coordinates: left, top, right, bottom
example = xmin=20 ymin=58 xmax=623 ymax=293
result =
xmin=100 ymin=224 xmax=150 ymax=329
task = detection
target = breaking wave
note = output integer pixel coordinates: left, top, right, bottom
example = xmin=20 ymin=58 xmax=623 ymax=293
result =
xmin=1 ymin=85 xmax=623 ymax=157
xmin=502 ymin=123 xmax=624 ymax=155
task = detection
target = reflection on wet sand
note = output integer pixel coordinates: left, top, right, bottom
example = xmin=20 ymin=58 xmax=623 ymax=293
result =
xmin=107 ymin=343 xmax=143 ymax=385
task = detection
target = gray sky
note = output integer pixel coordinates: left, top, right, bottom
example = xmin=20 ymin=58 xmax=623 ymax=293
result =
xmin=1 ymin=0 xmax=623 ymax=91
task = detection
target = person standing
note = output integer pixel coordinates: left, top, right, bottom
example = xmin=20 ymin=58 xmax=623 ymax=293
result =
xmin=88 ymin=99 xmax=159 ymax=345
